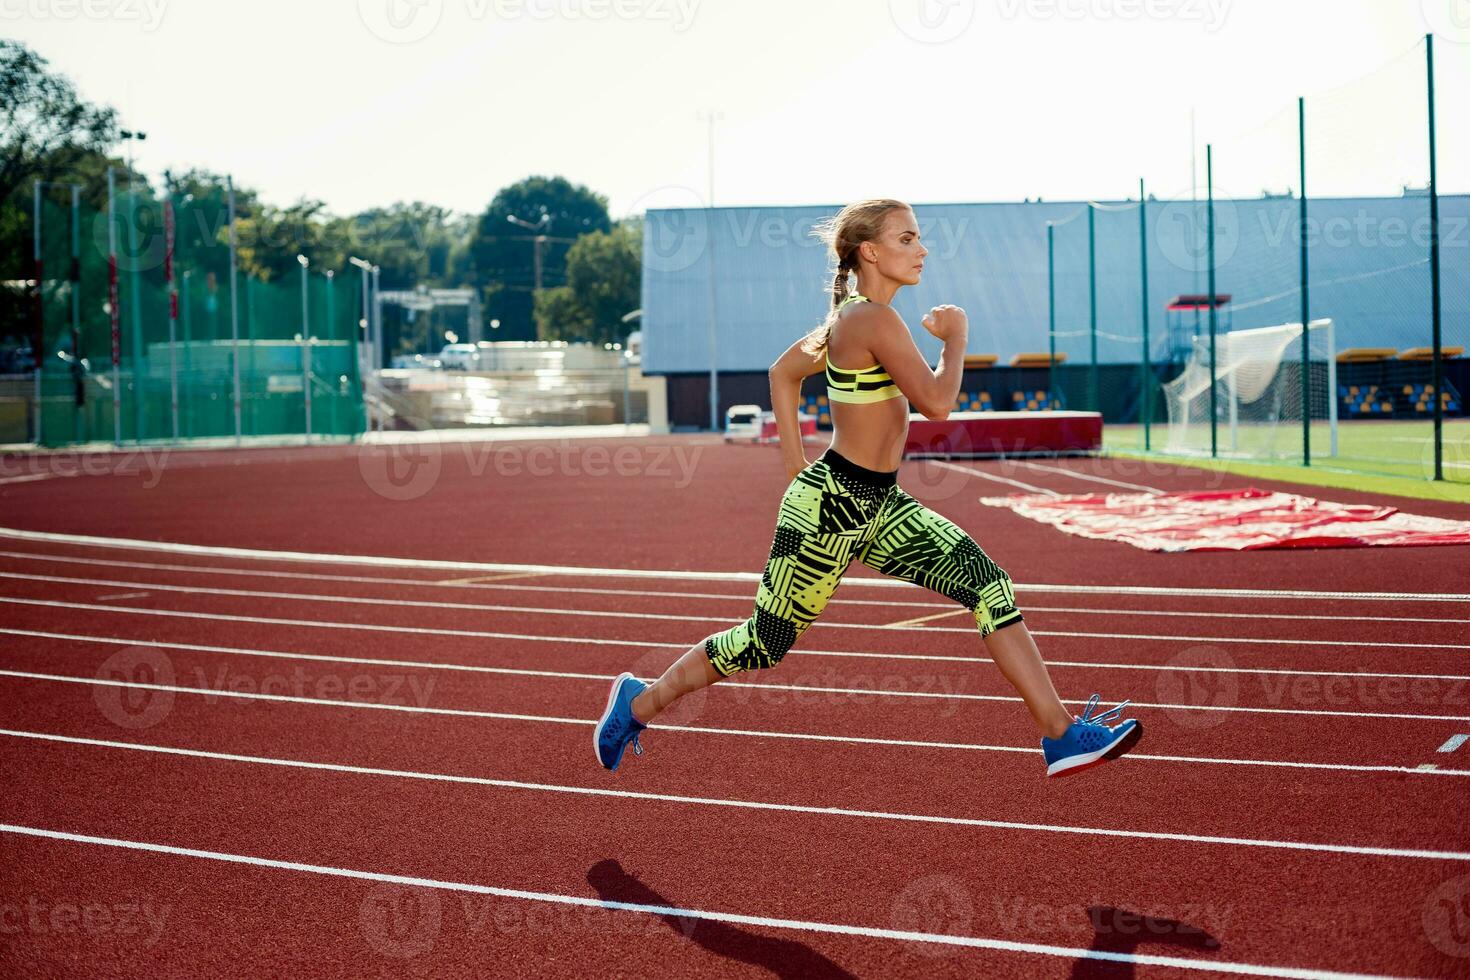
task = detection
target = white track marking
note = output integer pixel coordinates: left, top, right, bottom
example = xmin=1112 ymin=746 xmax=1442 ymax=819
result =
xmin=0 ymin=474 xmax=56 ymax=486
xmin=3 ymin=672 xmax=1466 ymax=777
xmin=1008 ymin=458 xmax=1166 ymax=493
xmin=925 ymin=460 xmax=1060 ymax=496
xmin=6 ymin=731 xmax=1470 ymax=861
xmin=11 ymin=626 xmax=1468 ymax=686
xmin=1 ymin=527 xmax=1465 ymax=602
xmin=0 ymin=822 xmax=1405 ymax=978
xmin=18 ymin=570 xmax=1465 ymax=641
xmin=1438 ymin=734 xmax=1469 ymax=753
xmin=4 ymin=628 xmax=1466 ymax=723
xmin=6 ymin=597 xmax=1470 ymax=667
xmin=4 ymin=550 xmax=1467 ymax=623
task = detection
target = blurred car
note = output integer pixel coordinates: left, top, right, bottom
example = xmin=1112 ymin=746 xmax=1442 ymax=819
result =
xmin=438 ymin=344 xmax=481 ymax=370
xmin=390 ymin=353 xmax=443 ymax=370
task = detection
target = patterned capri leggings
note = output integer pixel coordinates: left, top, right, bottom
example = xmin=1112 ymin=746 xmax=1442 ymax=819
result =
xmin=705 ymin=448 xmax=1024 ymax=676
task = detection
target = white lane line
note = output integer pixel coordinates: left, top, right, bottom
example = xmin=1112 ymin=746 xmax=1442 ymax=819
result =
xmin=0 ymin=822 xmax=1404 ymax=979
xmin=4 ymin=627 xmax=1466 ymax=723
xmin=95 ymin=591 xmax=150 ymax=601
xmin=3 ymin=672 xmax=1466 ymax=778
xmin=5 ymin=551 xmax=1468 ymax=621
xmin=1438 ymin=734 xmax=1469 ymax=753
xmin=2 ymin=527 xmax=1465 ymax=602
xmin=12 ymin=627 xmax=1468 ymax=686
xmin=6 ymin=551 xmax=1468 ymax=626
xmin=20 ymin=571 xmax=1466 ymax=644
xmin=4 ymin=730 xmax=1468 ymax=861
xmin=5 ymin=597 xmax=1470 ymax=664
xmin=1009 ymin=458 xmax=1166 ymax=493
xmin=926 ymin=460 xmax=1061 ymax=496
xmin=0 ymin=474 xmax=56 ymax=486
xmin=11 ymin=525 xmax=1470 ymax=602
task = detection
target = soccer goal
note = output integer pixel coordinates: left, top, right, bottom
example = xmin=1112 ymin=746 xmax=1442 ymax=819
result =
xmin=1161 ymin=319 xmax=1338 ymax=461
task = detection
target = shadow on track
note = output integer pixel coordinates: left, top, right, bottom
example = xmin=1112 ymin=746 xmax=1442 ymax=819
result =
xmin=586 ymin=859 xmax=857 ymax=979
xmin=1070 ymin=904 xmax=1221 ymax=979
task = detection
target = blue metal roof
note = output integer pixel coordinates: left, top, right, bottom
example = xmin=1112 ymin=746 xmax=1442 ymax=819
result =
xmin=641 ymin=196 xmax=1469 ymax=373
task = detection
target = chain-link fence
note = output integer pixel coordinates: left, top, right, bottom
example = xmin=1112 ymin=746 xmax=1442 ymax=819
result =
xmin=1050 ymin=35 xmax=1468 ymax=485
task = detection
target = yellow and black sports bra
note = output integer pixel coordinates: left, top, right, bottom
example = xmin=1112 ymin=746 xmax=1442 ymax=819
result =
xmin=825 ymin=294 xmax=903 ymax=404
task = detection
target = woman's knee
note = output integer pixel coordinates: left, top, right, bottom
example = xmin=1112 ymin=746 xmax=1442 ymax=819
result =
xmin=703 ymin=608 xmax=800 ymax=676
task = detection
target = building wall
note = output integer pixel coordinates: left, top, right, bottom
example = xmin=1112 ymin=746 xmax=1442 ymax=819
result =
xmin=643 ymin=197 xmax=1470 ymax=393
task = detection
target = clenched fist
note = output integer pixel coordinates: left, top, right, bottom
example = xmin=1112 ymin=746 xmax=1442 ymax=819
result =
xmin=921 ymin=305 xmax=968 ymax=342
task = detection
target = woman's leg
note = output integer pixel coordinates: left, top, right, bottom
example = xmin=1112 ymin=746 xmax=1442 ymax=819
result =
xmin=856 ymin=490 xmax=1073 ymax=738
xmin=632 ymin=458 xmax=875 ymax=726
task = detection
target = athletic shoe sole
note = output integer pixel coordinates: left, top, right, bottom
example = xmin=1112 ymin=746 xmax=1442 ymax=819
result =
xmin=1045 ymin=720 xmax=1144 ymax=778
xmin=594 ymin=671 xmax=638 ymax=771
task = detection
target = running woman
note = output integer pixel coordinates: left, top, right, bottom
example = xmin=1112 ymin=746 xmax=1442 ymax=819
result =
xmin=596 ymin=199 xmax=1142 ymax=778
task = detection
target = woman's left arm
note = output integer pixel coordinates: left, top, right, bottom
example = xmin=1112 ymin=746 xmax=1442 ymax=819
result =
xmin=769 ymin=338 xmax=825 ymax=480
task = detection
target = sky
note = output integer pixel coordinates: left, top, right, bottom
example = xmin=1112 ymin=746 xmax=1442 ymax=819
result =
xmin=6 ymin=0 xmax=1469 ymax=220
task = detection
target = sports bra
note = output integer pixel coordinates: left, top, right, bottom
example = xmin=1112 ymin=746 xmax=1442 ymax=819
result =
xmin=825 ymin=294 xmax=903 ymax=404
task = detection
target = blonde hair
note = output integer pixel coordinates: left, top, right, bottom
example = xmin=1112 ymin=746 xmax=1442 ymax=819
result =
xmin=800 ymin=199 xmax=910 ymax=357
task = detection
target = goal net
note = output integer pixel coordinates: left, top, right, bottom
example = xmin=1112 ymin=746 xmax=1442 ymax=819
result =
xmin=1162 ymin=319 xmax=1338 ymax=460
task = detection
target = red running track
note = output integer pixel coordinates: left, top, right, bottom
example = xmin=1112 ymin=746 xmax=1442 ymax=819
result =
xmin=2 ymin=435 xmax=1469 ymax=978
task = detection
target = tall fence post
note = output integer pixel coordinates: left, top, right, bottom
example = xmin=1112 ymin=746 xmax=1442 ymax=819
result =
xmin=70 ymin=184 xmax=83 ymax=443
xmin=165 ymin=196 xmax=179 ymax=443
xmin=1426 ymin=33 xmax=1443 ymax=482
xmin=1046 ymin=222 xmax=1056 ymax=404
xmin=1138 ymin=178 xmax=1151 ymax=451
xmin=107 ymin=168 xmax=121 ymax=445
xmin=1299 ymin=96 xmax=1311 ymax=467
xmin=32 ymin=180 xmax=42 ymax=445
xmin=1207 ymin=144 xmax=1218 ymax=459
xmin=228 ymin=176 xmax=243 ymax=445
xmin=1087 ymin=204 xmax=1098 ymax=412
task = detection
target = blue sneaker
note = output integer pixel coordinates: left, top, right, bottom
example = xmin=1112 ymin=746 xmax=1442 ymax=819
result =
xmin=1041 ymin=695 xmax=1143 ymax=777
xmin=594 ymin=672 xmax=648 ymax=772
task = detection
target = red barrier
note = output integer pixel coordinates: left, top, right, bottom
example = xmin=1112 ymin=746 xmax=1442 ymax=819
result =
xmin=904 ymin=410 xmax=1102 ymax=457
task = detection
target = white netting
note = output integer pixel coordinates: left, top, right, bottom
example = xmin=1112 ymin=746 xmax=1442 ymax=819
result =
xmin=1162 ymin=319 xmax=1336 ymax=460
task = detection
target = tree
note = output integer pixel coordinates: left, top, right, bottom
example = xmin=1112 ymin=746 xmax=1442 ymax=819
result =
xmin=0 ymin=40 xmax=118 ymax=345
xmin=533 ymin=222 xmax=640 ymax=345
xmin=467 ymin=176 xmax=610 ymax=341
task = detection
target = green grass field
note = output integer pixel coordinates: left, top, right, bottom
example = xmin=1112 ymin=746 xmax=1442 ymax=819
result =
xmin=1102 ymin=418 xmax=1470 ymax=504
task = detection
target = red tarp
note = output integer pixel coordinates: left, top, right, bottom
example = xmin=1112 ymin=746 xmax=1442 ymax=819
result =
xmin=979 ymin=486 xmax=1470 ymax=552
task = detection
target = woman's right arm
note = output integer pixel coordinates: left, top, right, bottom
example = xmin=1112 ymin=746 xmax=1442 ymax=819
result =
xmin=863 ymin=305 xmax=969 ymax=420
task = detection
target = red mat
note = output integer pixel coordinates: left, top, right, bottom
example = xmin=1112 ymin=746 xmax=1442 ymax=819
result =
xmin=979 ymin=486 xmax=1470 ymax=552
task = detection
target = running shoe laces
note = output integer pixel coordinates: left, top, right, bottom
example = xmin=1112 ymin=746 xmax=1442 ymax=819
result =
xmin=1076 ymin=693 xmax=1130 ymax=727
